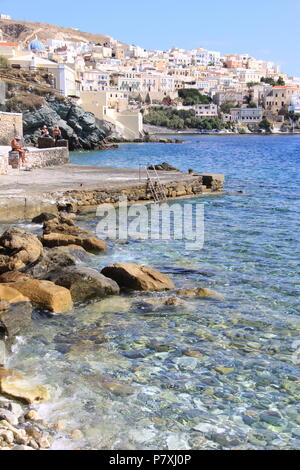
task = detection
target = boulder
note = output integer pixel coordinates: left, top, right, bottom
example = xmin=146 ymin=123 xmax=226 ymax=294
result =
xmin=0 ymin=368 xmax=50 ymax=404
xmin=147 ymin=162 xmax=180 ymax=172
xmin=45 ymin=266 xmax=120 ymax=302
xmin=0 ymin=285 xmax=32 ymax=337
xmin=0 ymin=228 xmax=43 ymax=273
xmin=31 ymin=213 xmax=57 ymax=224
xmin=43 ymin=217 xmax=90 ymax=236
xmin=41 ymin=233 xmax=106 ymax=252
xmin=60 ymin=245 xmax=91 ymax=263
xmin=24 ymin=247 xmax=78 ymax=279
xmin=176 ymin=287 xmax=224 ymax=300
xmin=101 ymin=263 xmax=175 ymax=291
xmin=5 ymin=279 xmax=72 ymax=313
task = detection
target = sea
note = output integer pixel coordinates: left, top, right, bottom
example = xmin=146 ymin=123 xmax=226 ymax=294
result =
xmin=5 ymin=134 xmax=300 ymax=450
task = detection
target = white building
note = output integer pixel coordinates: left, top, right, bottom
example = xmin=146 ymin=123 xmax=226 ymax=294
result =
xmin=81 ymin=70 xmax=111 ymax=91
xmin=288 ymin=95 xmax=300 ymax=114
xmin=194 ymin=103 xmax=218 ymax=117
xmin=193 ymin=49 xmax=221 ymax=67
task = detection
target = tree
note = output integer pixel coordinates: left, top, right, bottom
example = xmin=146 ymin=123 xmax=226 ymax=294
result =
xmin=178 ymin=88 xmax=212 ymax=106
xmin=220 ymin=102 xmax=236 ymax=114
xmin=247 ymin=102 xmax=257 ymax=108
xmin=261 ymin=77 xmax=276 ymax=86
xmin=259 ymin=119 xmax=272 ymax=132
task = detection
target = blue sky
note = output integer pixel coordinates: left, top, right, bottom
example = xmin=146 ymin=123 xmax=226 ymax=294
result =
xmin=1 ymin=0 xmax=299 ymax=76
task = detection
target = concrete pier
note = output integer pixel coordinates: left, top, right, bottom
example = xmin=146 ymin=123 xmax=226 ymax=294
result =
xmin=0 ymin=164 xmax=224 ymax=222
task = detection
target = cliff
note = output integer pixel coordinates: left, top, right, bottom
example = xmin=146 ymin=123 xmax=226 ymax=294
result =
xmin=0 ymin=69 xmax=125 ymax=150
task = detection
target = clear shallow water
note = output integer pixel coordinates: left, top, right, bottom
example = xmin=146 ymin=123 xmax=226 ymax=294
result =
xmin=6 ymin=135 xmax=300 ymax=449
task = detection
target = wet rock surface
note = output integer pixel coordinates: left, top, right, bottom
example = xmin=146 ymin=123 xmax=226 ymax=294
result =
xmin=0 ymin=228 xmax=43 ymax=273
xmin=101 ymin=263 xmax=175 ymax=291
xmin=45 ymin=266 xmax=120 ymax=302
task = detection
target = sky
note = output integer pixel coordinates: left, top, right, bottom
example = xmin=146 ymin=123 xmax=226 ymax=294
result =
xmin=1 ymin=0 xmax=299 ymax=76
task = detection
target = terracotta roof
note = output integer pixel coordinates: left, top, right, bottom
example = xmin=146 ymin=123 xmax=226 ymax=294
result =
xmin=0 ymin=42 xmax=19 ymax=46
xmin=273 ymin=85 xmax=300 ymax=89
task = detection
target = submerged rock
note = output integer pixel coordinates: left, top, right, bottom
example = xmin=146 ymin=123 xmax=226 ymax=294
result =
xmin=101 ymin=263 xmax=175 ymax=291
xmin=5 ymin=279 xmax=72 ymax=313
xmin=0 ymin=367 xmax=50 ymax=404
xmin=176 ymin=287 xmax=224 ymax=300
xmin=45 ymin=266 xmax=120 ymax=302
xmin=0 ymin=285 xmax=32 ymax=337
xmin=0 ymin=228 xmax=43 ymax=273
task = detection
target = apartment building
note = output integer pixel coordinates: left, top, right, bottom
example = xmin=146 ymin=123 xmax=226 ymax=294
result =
xmin=264 ymin=86 xmax=300 ymax=113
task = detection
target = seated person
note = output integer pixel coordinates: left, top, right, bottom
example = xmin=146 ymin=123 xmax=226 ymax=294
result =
xmin=52 ymin=125 xmax=62 ymax=143
xmin=11 ymin=136 xmax=27 ymax=164
xmin=41 ymin=125 xmax=51 ymax=137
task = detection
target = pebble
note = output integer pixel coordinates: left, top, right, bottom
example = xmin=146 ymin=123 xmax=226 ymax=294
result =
xmin=71 ymin=429 xmax=84 ymax=440
xmin=214 ymin=367 xmax=234 ymax=375
xmin=25 ymin=410 xmax=39 ymax=421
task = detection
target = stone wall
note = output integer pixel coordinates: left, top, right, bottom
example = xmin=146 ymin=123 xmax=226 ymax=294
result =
xmin=0 ymin=155 xmax=9 ymax=175
xmin=55 ymin=174 xmax=224 ymax=211
xmin=0 ymin=111 xmax=23 ymax=145
xmin=27 ymin=147 xmax=69 ymax=169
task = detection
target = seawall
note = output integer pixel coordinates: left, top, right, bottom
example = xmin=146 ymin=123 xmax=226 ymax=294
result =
xmin=0 ymin=165 xmax=224 ymax=223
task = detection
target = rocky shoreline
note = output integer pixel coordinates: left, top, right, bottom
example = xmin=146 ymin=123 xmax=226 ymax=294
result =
xmin=0 ymin=210 xmax=222 ymax=450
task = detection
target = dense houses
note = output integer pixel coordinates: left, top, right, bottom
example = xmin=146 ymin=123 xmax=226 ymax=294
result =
xmin=0 ymin=21 xmax=300 ymax=135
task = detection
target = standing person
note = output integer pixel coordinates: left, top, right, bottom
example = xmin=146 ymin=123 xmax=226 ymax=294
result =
xmin=53 ymin=125 xmax=62 ymax=144
xmin=11 ymin=136 xmax=27 ymax=165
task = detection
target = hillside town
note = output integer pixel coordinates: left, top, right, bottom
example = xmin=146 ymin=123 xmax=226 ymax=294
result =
xmin=0 ymin=14 xmax=300 ymax=138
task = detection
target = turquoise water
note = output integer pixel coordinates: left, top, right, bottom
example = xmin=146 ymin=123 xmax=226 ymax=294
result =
xmin=7 ymin=135 xmax=300 ymax=449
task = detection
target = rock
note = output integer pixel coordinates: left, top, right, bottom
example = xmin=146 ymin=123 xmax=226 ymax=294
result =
xmin=214 ymin=366 xmax=234 ymax=375
xmin=101 ymin=263 xmax=175 ymax=291
xmin=43 ymin=217 xmax=90 ymax=236
xmin=31 ymin=213 xmax=57 ymax=224
xmin=5 ymin=279 xmax=72 ymax=313
xmin=54 ymin=420 xmax=65 ymax=432
xmin=61 ymin=245 xmax=91 ymax=262
xmin=22 ymin=97 xmax=121 ymax=151
xmin=0 ymin=285 xmax=32 ymax=337
xmin=24 ymin=247 xmax=78 ymax=279
xmin=8 ymin=403 xmax=23 ymax=418
xmin=45 ymin=266 xmax=120 ymax=302
xmin=176 ymin=287 xmax=224 ymax=300
xmin=0 ymin=367 xmax=50 ymax=404
xmin=0 ymin=408 xmax=19 ymax=426
xmin=147 ymin=162 xmax=180 ymax=172
xmin=0 ymin=228 xmax=43 ymax=272
xmin=71 ymin=429 xmax=84 ymax=440
xmin=0 ymin=428 xmax=14 ymax=444
xmin=0 ymin=271 xmax=31 ymax=283
xmin=38 ymin=435 xmax=51 ymax=448
xmin=0 ymin=340 xmax=6 ymax=365
xmin=24 ymin=410 xmax=39 ymax=421
xmin=164 ymin=296 xmax=185 ymax=306
xmin=41 ymin=233 xmax=106 ymax=253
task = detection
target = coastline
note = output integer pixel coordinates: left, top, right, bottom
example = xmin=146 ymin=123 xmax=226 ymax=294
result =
xmin=143 ymin=124 xmax=300 ymax=136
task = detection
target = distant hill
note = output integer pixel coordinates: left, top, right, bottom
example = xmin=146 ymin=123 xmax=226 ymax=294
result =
xmin=0 ymin=18 xmax=119 ymax=46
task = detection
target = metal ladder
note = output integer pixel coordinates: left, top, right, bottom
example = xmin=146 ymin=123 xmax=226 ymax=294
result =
xmin=146 ymin=165 xmax=168 ymax=203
